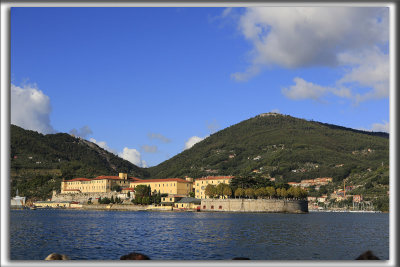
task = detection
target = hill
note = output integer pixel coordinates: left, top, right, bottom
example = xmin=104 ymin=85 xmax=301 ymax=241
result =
xmin=148 ymin=113 xmax=388 ymax=180
xmin=10 ymin=124 xmax=150 ymax=199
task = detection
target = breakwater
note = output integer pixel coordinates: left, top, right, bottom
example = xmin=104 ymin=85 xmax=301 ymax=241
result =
xmin=201 ymin=199 xmax=308 ymax=213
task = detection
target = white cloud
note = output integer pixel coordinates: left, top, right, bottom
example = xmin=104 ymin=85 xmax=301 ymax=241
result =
xmin=231 ymin=7 xmax=389 ymax=104
xmin=11 ymin=83 xmax=55 ymax=134
xmin=119 ymin=147 xmax=147 ymax=167
xmin=235 ymin=7 xmax=388 ymax=72
xmin=282 ymin=77 xmax=352 ymax=101
xmin=338 ymin=47 xmax=389 ymax=103
xmin=147 ymin=132 xmax=171 ymax=143
xmin=89 ymin=138 xmax=147 ymax=167
xmin=371 ymin=121 xmax=389 ymax=133
xmin=141 ymin=145 xmax=158 ymax=153
xmin=184 ymin=136 xmax=205 ymax=150
xmin=282 ymin=78 xmax=329 ymax=101
xmin=69 ymin=125 xmax=93 ymax=138
xmin=89 ymin=138 xmax=118 ymax=154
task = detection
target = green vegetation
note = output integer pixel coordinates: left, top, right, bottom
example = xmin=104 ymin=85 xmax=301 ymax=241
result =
xmin=10 ymin=113 xmax=390 ymax=211
xmin=205 ymin=176 xmax=308 ymax=200
xmin=10 ymin=124 xmax=150 ymax=199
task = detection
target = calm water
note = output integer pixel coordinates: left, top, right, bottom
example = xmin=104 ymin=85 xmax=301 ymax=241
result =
xmin=9 ymin=209 xmax=389 ymax=260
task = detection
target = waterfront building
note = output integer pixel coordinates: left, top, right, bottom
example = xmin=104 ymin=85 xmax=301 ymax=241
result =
xmin=194 ymin=176 xmax=234 ymax=199
xmin=61 ymin=173 xmax=142 ymax=194
xmin=174 ymin=197 xmax=201 ymax=209
xmin=161 ymin=194 xmax=187 ymax=206
xmin=130 ymin=177 xmax=193 ymax=195
xmin=10 ymin=189 xmax=26 ymax=208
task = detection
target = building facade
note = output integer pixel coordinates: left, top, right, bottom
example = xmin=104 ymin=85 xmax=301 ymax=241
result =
xmin=193 ymin=176 xmax=234 ymax=199
xmin=130 ymin=178 xmax=193 ymax=195
xmin=61 ymin=173 xmax=142 ymax=194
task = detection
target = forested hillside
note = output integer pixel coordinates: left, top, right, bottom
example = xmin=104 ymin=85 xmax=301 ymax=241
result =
xmin=148 ymin=113 xmax=388 ymax=182
xmin=10 ymin=124 xmax=149 ymax=199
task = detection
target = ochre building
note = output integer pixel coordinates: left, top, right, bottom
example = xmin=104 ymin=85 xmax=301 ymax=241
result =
xmin=130 ymin=178 xmax=193 ymax=195
xmin=194 ymin=176 xmax=234 ymax=199
xmin=61 ymin=173 xmax=142 ymax=194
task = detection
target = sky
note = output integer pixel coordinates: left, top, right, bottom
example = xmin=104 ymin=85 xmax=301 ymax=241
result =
xmin=10 ymin=7 xmax=390 ymax=168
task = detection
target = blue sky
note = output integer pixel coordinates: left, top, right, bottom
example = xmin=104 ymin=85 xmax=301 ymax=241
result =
xmin=10 ymin=7 xmax=390 ymax=167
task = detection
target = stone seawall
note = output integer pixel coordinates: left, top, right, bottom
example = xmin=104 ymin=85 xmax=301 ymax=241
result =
xmin=51 ymin=192 xmax=124 ymax=203
xmin=81 ymin=204 xmax=173 ymax=211
xmin=201 ymin=199 xmax=308 ymax=213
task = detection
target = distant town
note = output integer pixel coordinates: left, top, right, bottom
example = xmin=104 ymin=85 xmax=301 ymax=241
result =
xmin=11 ymin=172 xmax=379 ymax=213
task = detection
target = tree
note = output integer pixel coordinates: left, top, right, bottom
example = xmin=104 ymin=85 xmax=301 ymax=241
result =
xmin=205 ymin=184 xmax=217 ymax=198
xmin=255 ymin=187 xmax=266 ymax=199
xmin=216 ymin=183 xmax=225 ymax=198
xmin=265 ymin=186 xmax=276 ymax=198
xmin=127 ymin=191 xmax=131 ymax=198
xmin=189 ymin=192 xmax=195 ymax=198
xmin=110 ymin=195 xmax=115 ymax=204
xmin=134 ymin=185 xmax=151 ymax=198
xmin=235 ymin=188 xmax=245 ymax=198
xmin=245 ymin=188 xmax=255 ymax=199
xmin=222 ymin=185 xmax=232 ymax=199
xmin=277 ymin=188 xmax=288 ymax=198
xmin=111 ymin=185 xmax=122 ymax=192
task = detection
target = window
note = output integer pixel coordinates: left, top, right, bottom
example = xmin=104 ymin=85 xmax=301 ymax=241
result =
xmin=203 ymin=205 xmax=206 ymax=209
xmin=211 ymin=205 xmax=214 ymax=209
xmin=219 ymin=206 xmax=222 ymax=209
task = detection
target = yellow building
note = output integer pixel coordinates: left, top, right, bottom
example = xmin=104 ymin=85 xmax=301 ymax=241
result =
xmin=130 ymin=177 xmax=193 ymax=195
xmin=61 ymin=173 xmax=142 ymax=194
xmin=194 ymin=176 xmax=234 ymax=199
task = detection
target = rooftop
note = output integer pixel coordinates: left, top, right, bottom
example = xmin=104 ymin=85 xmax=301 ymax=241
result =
xmin=195 ymin=176 xmax=235 ymax=181
xmin=131 ymin=178 xmax=192 ymax=184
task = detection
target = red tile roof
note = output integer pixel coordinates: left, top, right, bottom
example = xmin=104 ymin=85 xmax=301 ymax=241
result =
xmin=195 ymin=176 xmax=235 ymax=181
xmin=64 ymin=178 xmax=91 ymax=182
xmin=131 ymin=178 xmax=191 ymax=184
xmin=121 ymin=188 xmax=135 ymax=191
xmin=94 ymin=176 xmax=142 ymax=181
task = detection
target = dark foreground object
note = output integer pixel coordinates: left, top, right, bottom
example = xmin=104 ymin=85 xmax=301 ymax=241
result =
xmin=120 ymin=252 xmax=151 ymax=260
xmin=356 ymin=250 xmax=380 ymax=260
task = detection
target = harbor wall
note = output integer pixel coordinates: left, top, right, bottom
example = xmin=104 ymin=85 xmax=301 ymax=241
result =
xmin=51 ymin=191 xmax=126 ymax=203
xmin=81 ymin=204 xmax=172 ymax=211
xmin=201 ymin=199 xmax=308 ymax=213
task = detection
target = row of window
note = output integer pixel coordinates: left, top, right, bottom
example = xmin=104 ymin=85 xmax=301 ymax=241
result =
xmin=195 ymin=180 xmax=226 ymax=187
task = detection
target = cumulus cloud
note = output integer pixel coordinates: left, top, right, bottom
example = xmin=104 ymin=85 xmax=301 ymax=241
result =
xmin=11 ymin=83 xmax=55 ymax=134
xmin=89 ymin=138 xmax=147 ymax=167
xmin=147 ymin=132 xmax=171 ymax=143
xmin=371 ymin=121 xmax=389 ymax=133
xmin=230 ymin=7 xmax=389 ymax=103
xmin=184 ymin=136 xmax=205 ymax=150
xmin=89 ymin=138 xmax=118 ymax=154
xmin=234 ymin=7 xmax=388 ymax=71
xmin=141 ymin=145 xmax=158 ymax=153
xmin=282 ymin=77 xmax=352 ymax=101
xmin=119 ymin=147 xmax=147 ymax=167
xmin=337 ymin=47 xmax=389 ymax=103
xmin=69 ymin=125 xmax=93 ymax=138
